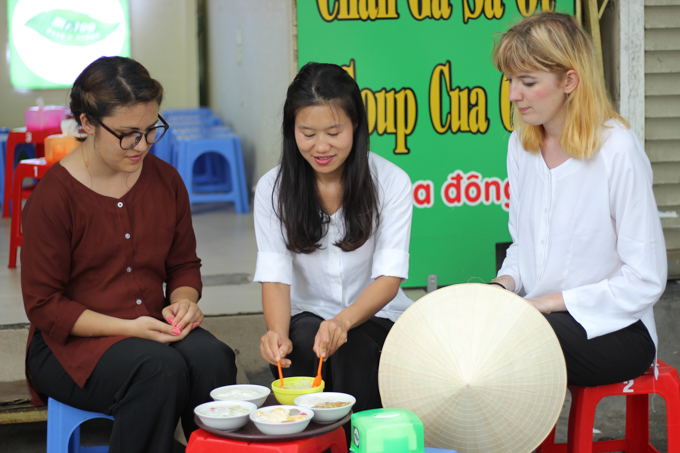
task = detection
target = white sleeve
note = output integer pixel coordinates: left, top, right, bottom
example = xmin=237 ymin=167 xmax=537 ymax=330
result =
xmin=497 ymin=133 xmax=523 ymax=293
xmin=563 ymin=130 xmax=667 ymax=338
xmin=253 ymin=170 xmax=294 ymax=285
xmin=371 ymin=166 xmax=413 ymax=280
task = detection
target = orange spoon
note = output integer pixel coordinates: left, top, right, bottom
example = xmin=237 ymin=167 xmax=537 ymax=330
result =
xmin=312 ymin=356 xmax=324 ymax=387
xmin=277 ymin=360 xmax=285 ymax=388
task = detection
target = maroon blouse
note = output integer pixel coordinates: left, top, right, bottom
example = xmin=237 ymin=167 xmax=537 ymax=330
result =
xmin=21 ymin=154 xmax=202 ymax=405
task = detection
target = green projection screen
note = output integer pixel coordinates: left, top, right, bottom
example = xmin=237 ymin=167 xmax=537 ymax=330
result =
xmin=297 ymin=0 xmax=575 ymax=288
xmin=8 ymin=0 xmax=130 ymax=90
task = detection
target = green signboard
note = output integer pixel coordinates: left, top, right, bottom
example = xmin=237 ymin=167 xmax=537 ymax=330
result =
xmin=8 ymin=0 xmax=130 ymax=90
xmin=297 ymin=0 xmax=575 ymax=287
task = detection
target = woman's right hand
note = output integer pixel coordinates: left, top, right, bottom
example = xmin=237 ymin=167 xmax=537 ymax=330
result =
xmin=260 ymin=330 xmax=293 ymax=367
xmin=128 ymin=316 xmax=193 ymax=344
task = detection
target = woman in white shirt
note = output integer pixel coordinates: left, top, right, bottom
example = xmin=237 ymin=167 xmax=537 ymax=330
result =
xmin=491 ymin=12 xmax=666 ymax=386
xmin=254 ymin=62 xmax=413 ymax=412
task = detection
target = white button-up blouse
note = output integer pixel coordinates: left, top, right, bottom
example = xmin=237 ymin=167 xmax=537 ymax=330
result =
xmin=498 ymin=121 xmax=667 ymax=350
xmin=254 ymin=152 xmax=414 ymax=322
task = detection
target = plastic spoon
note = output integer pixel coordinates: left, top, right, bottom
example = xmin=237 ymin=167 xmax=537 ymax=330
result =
xmin=277 ymin=360 xmax=285 ymax=388
xmin=312 ymin=356 xmax=324 ymax=387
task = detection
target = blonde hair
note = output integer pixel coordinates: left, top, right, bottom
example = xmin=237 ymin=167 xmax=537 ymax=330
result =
xmin=492 ymin=12 xmax=628 ymax=159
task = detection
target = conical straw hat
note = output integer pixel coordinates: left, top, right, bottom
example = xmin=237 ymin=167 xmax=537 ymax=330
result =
xmin=379 ymin=283 xmax=566 ymax=453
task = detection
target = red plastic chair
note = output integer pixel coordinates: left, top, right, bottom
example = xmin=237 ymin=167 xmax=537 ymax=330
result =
xmin=9 ymin=158 xmax=51 ymax=268
xmin=537 ymin=359 xmax=680 ymax=453
xmin=186 ymin=426 xmax=347 ymax=452
xmin=3 ymin=127 xmax=60 ymax=218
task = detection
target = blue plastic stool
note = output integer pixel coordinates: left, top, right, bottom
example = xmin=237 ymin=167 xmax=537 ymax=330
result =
xmin=175 ymin=134 xmax=249 ymax=213
xmin=47 ymin=397 xmax=113 ymax=453
xmin=162 ymin=107 xmax=214 ymax=117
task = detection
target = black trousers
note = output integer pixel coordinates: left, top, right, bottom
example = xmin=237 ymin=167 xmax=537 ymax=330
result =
xmin=544 ymin=312 xmax=655 ymax=387
xmin=270 ymin=312 xmax=394 ymax=413
xmin=27 ymin=328 xmax=237 ymax=453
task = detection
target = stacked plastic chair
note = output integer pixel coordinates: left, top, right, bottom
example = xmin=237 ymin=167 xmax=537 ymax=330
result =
xmin=0 ymin=128 xmax=8 ymax=209
xmin=156 ymin=108 xmax=249 ymax=213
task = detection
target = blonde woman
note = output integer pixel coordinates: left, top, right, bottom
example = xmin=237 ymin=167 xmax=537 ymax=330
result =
xmin=491 ymin=12 xmax=666 ymax=386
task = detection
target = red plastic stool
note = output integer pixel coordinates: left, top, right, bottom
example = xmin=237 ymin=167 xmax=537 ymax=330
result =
xmin=3 ymin=127 xmax=60 ymax=217
xmin=537 ymin=359 xmax=680 ymax=453
xmin=9 ymin=158 xmax=51 ymax=268
xmin=186 ymin=426 xmax=347 ymax=452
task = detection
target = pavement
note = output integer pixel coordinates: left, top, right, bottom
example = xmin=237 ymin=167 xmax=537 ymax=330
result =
xmin=1 ymin=281 xmax=678 ymax=452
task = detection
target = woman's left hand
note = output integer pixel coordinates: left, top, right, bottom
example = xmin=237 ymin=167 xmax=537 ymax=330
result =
xmin=313 ymin=317 xmax=351 ymax=360
xmin=525 ymin=292 xmax=566 ymax=314
xmin=163 ymin=299 xmax=204 ymax=332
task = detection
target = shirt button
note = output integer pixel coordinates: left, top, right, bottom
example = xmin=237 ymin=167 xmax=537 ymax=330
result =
xmin=541 ymin=239 xmax=545 ymax=245
xmin=117 ymin=202 xmax=123 ymax=208
xmin=335 ymin=279 xmax=340 ymax=284
xmin=125 ymin=233 xmax=131 ymax=239
xmin=136 ymin=299 xmax=142 ymax=305
xmin=126 ymin=267 xmax=132 ymax=273
xmin=544 ymin=208 xmax=548 ymax=214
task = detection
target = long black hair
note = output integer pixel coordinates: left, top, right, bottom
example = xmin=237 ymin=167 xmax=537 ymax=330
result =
xmin=275 ymin=62 xmax=379 ymax=254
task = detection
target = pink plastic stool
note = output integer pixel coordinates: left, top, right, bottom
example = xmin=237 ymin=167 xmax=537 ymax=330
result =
xmin=537 ymin=359 xmax=680 ymax=453
xmin=186 ymin=426 xmax=347 ymax=452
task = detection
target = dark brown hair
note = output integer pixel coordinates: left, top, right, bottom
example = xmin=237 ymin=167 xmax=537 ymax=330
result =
xmin=70 ymin=56 xmax=164 ymax=127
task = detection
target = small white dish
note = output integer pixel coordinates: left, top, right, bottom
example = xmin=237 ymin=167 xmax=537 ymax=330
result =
xmin=194 ymin=400 xmax=257 ymax=431
xmin=210 ymin=384 xmax=270 ymax=408
xmin=294 ymin=392 xmax=355 ymax=424
xmin=249 ymin=405 xmax=314 ymax=435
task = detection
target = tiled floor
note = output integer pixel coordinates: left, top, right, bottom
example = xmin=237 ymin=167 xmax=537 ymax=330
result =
xmin=2 ymin=201 xmax=676 ymax=453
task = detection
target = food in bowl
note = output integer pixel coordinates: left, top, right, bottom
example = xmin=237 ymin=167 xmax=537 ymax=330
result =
xmin=294 ymin=392 xmax=356 ymax=424
xmin=312 ymin=401 xmax=351 ymax=408
xmin=210 ymin=384 xmax=270 ymax=407
xmin=197 ymin=404 xmax=251 ymax=417
xmin=194 ymin=400 xmax=257 ymax=431
xmin=255 ymin=407 xmax=309 ymax=423
xmin=249 ymin=405 xmax=314 ymax=435
xmin=281 ymin=381 xmax=312 ymax=390
xmin=271 ymin=377 xmax=324 ymax=405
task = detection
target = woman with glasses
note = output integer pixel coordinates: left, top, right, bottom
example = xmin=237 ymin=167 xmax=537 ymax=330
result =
xmin=21 ymin=56 xmax=237 ymax=453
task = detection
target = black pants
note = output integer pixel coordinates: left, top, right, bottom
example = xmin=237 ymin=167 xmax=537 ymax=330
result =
xmin=27 ymin=328 xmax=237 ymax=453
xmin=270 ymin=312 xmax=393 ymax=413
xmin=544 ymin=312 xmax=655 ymax=387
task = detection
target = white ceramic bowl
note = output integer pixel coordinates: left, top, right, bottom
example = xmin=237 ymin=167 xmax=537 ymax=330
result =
xmin=210 ymin=384 xmax=270 ymax=408
xmin=194 ymin=400 xmax=257 ymax=431
xmin=249 ymin=405 xmax=314 ymax=435
xmin=294 ymin=392 xmax=355 ymax=424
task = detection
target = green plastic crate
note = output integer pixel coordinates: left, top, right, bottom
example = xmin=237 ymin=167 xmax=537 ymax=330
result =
xmin=350 ymin=408 xmax=424 ymax=453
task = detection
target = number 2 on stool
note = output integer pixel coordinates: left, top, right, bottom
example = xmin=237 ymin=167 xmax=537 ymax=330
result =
xmin=623 ymin=380 xmax=634 ymax=393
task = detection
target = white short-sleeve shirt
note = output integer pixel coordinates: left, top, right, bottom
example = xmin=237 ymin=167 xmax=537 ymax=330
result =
xmin=254 ymin=152 xmax=414 ymax=322
xmin=498 ymin=121 xmax=667 ymax=350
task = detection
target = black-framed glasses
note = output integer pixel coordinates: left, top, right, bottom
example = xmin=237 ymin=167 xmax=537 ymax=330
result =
xmin=98 ymin=114 xmax=169 ymax=150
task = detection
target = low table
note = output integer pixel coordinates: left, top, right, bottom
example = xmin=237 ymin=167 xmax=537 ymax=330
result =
xmin=187 ymin=394 xmax=350 ymax=452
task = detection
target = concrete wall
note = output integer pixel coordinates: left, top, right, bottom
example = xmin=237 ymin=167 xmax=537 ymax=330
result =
xmin=0 ymin=0 xmax=200 ymax=129
xmin=205 ymin=0 xmax=295 ymax=192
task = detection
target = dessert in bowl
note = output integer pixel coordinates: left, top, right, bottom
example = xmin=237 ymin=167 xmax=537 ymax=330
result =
xmin=271 ymin=377 xmax=324 ymax=405
xmin=210 ymin=384 xmax=270 ymax=407
xmin=194 ymin=400 xmax=257 ymax=431
xmin=249 ymin=405 xmax=315 ymax=435
xmin=294 ymin=392 xmax=355 ymax=424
